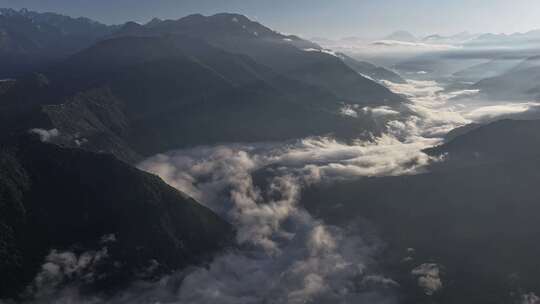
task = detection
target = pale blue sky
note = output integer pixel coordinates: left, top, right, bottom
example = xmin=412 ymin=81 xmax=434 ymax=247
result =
xmin=1 ymin=0 xmax=540 ymax=39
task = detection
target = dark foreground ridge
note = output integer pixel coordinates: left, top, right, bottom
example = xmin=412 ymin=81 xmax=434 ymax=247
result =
xmin=302 ymin=120 xmax=540 ymax=304
xmin=0 ymin=135 xmax=234 ymax=299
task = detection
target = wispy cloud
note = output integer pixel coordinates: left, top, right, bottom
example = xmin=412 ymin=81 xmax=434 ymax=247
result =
xmin=25 ymin=248 xmax=108 ymax=301
xmin=28 ymin=129 xmax=60 ymax=143
xmin=463 ymin=102 xmax=540 ymax=121
xmin=411 ymin=264 xmax=443 ymax=296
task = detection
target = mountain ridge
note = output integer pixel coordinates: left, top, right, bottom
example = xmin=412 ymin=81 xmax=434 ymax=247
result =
xmin=0 ymin=134 xmax=234 ymax=299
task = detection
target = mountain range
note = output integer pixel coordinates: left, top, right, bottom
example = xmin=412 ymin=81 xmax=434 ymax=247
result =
xmin=0 ymin=8 xmax=117 ymax=77
xmin=0 ymin=10 xmax=408 ymax=163
xmin=0 ymin=8 xmax=409 ymax=299
xmin=5 ymin=7 xmax=540 ymax=304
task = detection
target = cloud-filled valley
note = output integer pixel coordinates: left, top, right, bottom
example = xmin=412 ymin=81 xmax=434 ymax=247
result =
xmin=8 ymin=69 xmax=540 ymax=304
xmin=14 ymin=73 xmax=540 ymax=303
xmin=129 ymin=77 xmax=540 ymax=303
xmin=3 ymin=6 xmax=540 ymax=304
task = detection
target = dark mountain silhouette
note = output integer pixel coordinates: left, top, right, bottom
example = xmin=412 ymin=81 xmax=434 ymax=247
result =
xmin=0 ymin=9 xmax=412 ymax=302
xmin=0 ymin=135 xmax=234 ymax=299
xmin=442 ymin=123 xmax=481 ymax=142
xmin=473 ymin=56 xmax=540 ymax=100
xmin=426 ymin=119 xmax=540 ymax=168
xmin=112 ymin=13 xmax=405 ymax=106
xmin=302 ymin=152 xmax=540 ymax=304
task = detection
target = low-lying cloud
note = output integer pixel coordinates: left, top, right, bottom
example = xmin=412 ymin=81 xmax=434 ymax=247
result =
xmin=24 ymin=248 xmax=109 ymax=302
xmin=131 ymin=84 xmax=464 ymax=303
xmin=28 ymin=128 xmax=60 ymax=143
xmin=463 ymin=102 xmax=540 ymax=122
xmin=313 ymin=38 xmax=458 ymax=60
xmin=137 ymin=139 xmax=408 ymax=304
xmin=18 ymin=76 xmax=535 ymax=303
xmin=522 ymin=292 xmax=540 ymax=304
xmin=137 ymin=78 xmax=540 ymax=303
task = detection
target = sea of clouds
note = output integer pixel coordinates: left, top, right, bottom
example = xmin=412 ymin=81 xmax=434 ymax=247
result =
xmin=15 ymin=78 xmax=540 ymax=304
xmin=138 ymin=79 xmax=540 ymax=303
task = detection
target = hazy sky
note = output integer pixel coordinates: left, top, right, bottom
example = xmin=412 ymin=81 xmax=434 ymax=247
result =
xmin=2 ymin=0 xmax=540 ymax=39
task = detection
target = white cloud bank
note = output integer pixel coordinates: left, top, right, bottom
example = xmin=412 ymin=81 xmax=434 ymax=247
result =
xmin=137 ymin=141 xmax=400 ymax=304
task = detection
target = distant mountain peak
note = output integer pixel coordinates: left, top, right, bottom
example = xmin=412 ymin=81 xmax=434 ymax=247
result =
xmin=211 ymin=12 xmax=251 ymax=20
xmin=384 ymin=30 xmax=417 ymax=42
xmin=145 ymin=17 xmax=163 ymax=27
xmin=123 ymin=21 xmax=142 ymax=27
xmin=1 ymin=7 xmax=85 ymax=20
xmin=423 ymin=34 xmax=444 ymax=41
xmin=0 ymin=7 xmax=19 ymax=14
xmin=180 ymin=13 xmax=205 ymax=21
xmin=204 ymin=13 xmax=263 ymax=29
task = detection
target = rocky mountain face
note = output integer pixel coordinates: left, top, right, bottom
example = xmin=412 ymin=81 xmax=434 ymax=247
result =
xmin=0 ymin=135 xmax=234 ymax=299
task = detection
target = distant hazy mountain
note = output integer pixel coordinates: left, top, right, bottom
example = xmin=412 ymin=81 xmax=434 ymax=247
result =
xmin=297 ymin=37 xmax=407 ymax=83
xmin=442 ymin=123 xmax=482 ymax=142
xmin=422 ymin=34 xmax=444 ymax=42
xmin=338 ymin=53 xmax=406 ymax=83
xmin=0 ymin=8 xmax=116 ymax=77
xmin=473 ymin=56 xmax=540 ymax=100
xmin=422 ymin=32 xmax=478 ymax=45
xmin=0 ymin=8 xmax=111 ymax=36
xmin=383 ymin=30 xmax=417 ymax=42
xmin=465 ymin=30 xmax=540 ymax=48
xmin=452 ymin=57 xmax=523 ymax=83
xmin=0 ymin=134 xmax=233 ymax=298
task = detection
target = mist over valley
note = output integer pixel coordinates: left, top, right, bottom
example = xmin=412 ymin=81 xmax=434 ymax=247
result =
xmin=1 ymin=3 xmax=540 ymax=304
